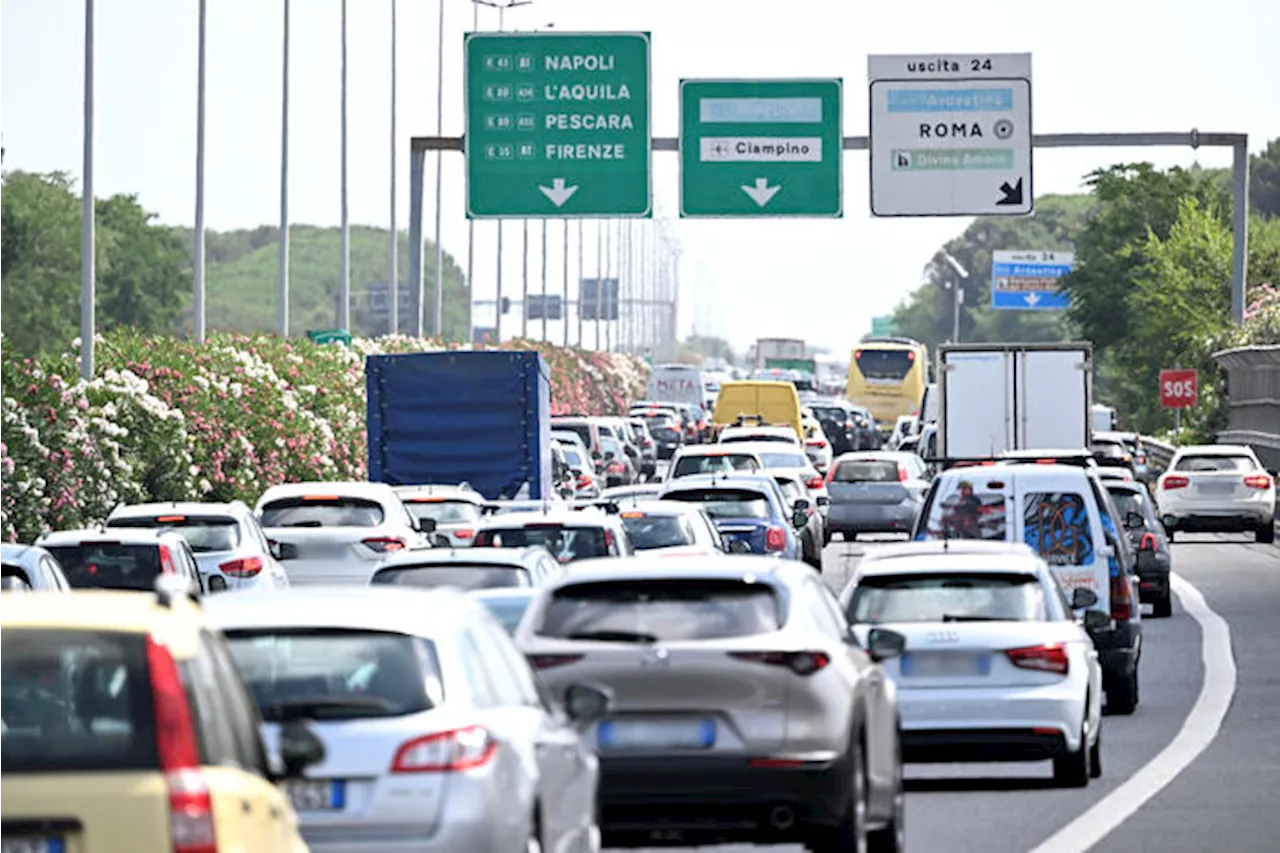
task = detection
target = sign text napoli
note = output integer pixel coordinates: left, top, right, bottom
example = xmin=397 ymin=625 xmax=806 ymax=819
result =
xmin=464 ymin=32 xmax=651 ymax=218
xmin=868 ymin=54 xmax=1033 ymax=217
xmin=679 ymin=79 xmax=843 ymax=217
xmin=991 ymin=250 xmax=1073 ymax=310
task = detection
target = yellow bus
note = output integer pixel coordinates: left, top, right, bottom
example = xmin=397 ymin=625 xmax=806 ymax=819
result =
xmin=846 ymin=336 xmax=929 ymax=429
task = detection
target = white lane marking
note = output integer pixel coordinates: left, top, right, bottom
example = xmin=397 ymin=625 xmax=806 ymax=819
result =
xmin=1025 ymin=573 xmax=1237 ymax=853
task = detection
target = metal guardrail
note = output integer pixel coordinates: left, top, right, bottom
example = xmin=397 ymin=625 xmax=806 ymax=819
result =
xmin=1140 ymin=435 xmax=1177 ymax=474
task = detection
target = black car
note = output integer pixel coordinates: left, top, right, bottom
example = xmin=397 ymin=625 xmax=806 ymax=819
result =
xmin=641 ymin=414 xmax=684 ymax=459
xmin=1092 ymin=437 xmax=1137 ymax=477
xmin=626 ymin=418 xmax=659 ymax=480
xmin=806 ymin=399 xmax=864 ymax=456
xmin=1107 ymin=481 xmax=1173 ymax=618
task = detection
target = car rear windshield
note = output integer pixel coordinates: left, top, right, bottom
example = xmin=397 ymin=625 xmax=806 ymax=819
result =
xmin=474 ymin=525 xmax=611 ymax=562
xmin=1 ymin=628 xmax=158 ymax=773
xmin=759 ymin=452 xmax=808 ymax=468
xmin=401 ymin=499 xmax=481 ymax=525
xmin=620 ymin=513 xmax=696 ymax=550
xmin=671 ymin=454 xmax=759 ymax=478
xmin=834 ymin=460 xmax=900 ymax=483
xmin=846 ymin=572 xmax=1046 ymax=624
xmin=723 ymin=433 xmax=795 ymax=445
xmin=1173 ymin=454 xmax=1258 ymax=472
xmin=535 ymin=579 xmax=782 ymax=641
xmin=372 ymin=564 xmax=530 ymax=590
xmin=260 ymin=496 xmax=386 ymax=528
xmin=919 ymin=480 xmax=1009 ymax=541
xmin=107 ymin=515 xmax=240 ymax=553
xmin=663 ymin=488 xmax=772 ymax=520
xmin=222 ymin=628 xmax=440 ymax=721
xmin=43 ymin=543 xmax=163 ymax=591
xmin=553 ymin=422 xmax=593 ymax=448
xmin=856 ymin=349 xmax=914 ymax=381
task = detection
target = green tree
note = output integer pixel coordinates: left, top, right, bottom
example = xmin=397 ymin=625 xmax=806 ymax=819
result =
xmin=1249 ymin=138 xmax=1280 ymax=219
xmin=893 ymin=193 xmax=1091 ymax=349
xmin=1061 ymin=163 xmax=1229 ymax=354
xmin=96 ymin=194 xmax=187 ymax=334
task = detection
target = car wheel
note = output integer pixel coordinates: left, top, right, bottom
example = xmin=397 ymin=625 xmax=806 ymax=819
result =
xmin=1106 ymin=669 xmax=1139 ymax=715
xmin=867 ymin=734 xmax=905 ymax=853
xmin=1152 ymin=591 xmax=1173 ymax=618
xmin=1052 ymin=720 xmax=1091 ymax=788
xmin=809 ymin=737 xmax=869 ymax=853
xmin=1256 ymin=523 xmax=1275 ymax=545
xmin=1089 ymin=721 xmax=1103 ymax=779
xmin=1165 ymin=527 xmax=1176 ymax=543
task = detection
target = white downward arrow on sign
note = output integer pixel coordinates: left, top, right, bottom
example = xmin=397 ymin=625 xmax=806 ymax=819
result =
xmin=741 ymin=178 xmax=781 ymax=208
xmin=538 ymin=178 xmax=579 ymax=208
xmin=1024 ymin=293 xmax=1042 ymax=306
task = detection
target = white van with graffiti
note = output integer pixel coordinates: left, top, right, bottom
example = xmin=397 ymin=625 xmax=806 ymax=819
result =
xmin=912 ymin=462 xmax=1144 ymax=713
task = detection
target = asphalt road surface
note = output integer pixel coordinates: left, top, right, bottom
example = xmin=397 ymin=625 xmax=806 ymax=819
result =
xmin=620 ymin=531 xmax=1280 ymax=853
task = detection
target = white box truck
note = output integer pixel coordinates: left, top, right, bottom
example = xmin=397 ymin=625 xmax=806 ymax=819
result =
xmin=936 ymin=342 xmax=1093 ymax=460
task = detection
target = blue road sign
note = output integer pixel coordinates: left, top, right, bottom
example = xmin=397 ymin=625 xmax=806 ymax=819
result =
xmin=990 ymin=250 xmax=1073 ymax=310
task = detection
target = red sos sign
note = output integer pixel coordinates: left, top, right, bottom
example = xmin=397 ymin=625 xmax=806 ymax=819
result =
xmin=1159 ymin=369 xmax=1198 ymax=409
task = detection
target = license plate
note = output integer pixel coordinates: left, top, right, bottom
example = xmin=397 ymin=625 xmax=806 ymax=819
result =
xmin=282 ymin=779 xmax=346 ymax=812
xmin=598 ymin=718 xmax=716 ymax=751
xmin=900 ymin=652 xmax=989 ymax=678
xmin=1197 ymin=481 xmax=1234 ymax=495
xmin=2 ymin=839 xmax=64 ymax=853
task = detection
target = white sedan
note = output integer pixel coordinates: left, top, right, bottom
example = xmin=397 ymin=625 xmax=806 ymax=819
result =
xmin=838 ymin=540 xmax=1104 ymax=787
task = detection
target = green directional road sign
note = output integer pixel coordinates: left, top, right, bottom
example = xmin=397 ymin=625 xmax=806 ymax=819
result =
xmin=679 ymin=79 xmax=842 ymax=218
xmin=465 ymin=31 xmax=652 ymax=219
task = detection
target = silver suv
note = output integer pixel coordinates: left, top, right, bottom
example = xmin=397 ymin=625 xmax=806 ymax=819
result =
xmin=515 ymin=555 xmax=907 ymax=851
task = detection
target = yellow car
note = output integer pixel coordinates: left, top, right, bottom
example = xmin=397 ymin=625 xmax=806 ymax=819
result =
xmin=1 ymin=580 xmax=323 ymax=853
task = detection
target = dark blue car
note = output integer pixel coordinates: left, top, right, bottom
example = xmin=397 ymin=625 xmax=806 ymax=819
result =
xmin=657 ymin=474 xmax=803 ymax=561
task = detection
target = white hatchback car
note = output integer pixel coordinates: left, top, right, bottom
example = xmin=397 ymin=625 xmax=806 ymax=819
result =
xmin=838 ymin=540 xmax=1104 ymax=787
xmin=257 ymin=481 xmax=431 ymax=585
xmin=1155 ymin=444 xmax=1276 ymax=544
xmin=393 ymin=484 xmax=486 ymax=547
xmin=204 ymin=586 xmax=610 ymax=853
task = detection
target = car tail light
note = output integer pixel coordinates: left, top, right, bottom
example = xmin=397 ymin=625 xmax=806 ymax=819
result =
xmin=1244 ymin=474 xmax=1272 ymax=489
xmin=765 ymin=525 xmax=787 ymax=551
xmin=1005 ymin=643 xmax=1069 ymax=675
xmin=158 ymin=544 xmax=177 ymax=575
xmin=804 ymin=476 xmax=824 ymax=490
xmin=1161 ymin=475 xmax=1190 ymax=490
xmin=1111 ymin=571 xmax=1134 ymax=621
xmin=607 ymin=462 xmax=625 ymax=474
xmin=390 ymin=725 xmax=496 ymax=773
xmin=603 ymin=528 xmax=617 ymax=551
xmin=1139 ymin=532 xmax=1157 ymax=552
xmin=806 ymin=438 xmax=828 ymax=449
xmin=454 ymin=528 xmax=474 ymax=540
xmin=147 ymin=637 xmax=217 ymax=853
xmin=729 ymin=650 xmax=831 ymax=676
xmin=576 ymin=473 xmax=594 ymax=488
xmin=824 ymin=466 xmax=837 ymax=485
xmin=155 ymin=515 xmax=186 ymax=523
xmin=219 ymin=556 xmax=263 ymax=578
xmin=898 ymin=465 xmax=909 ymax=482
xmin=643 ymin=438 xmax=653 ymax=448
xmin=906 ymin=351 xmax=916 ymax=362
xmin=527 ymin=653 xmax=585 ymax=670
xmin=362 ymin=537 xmax=406 ymax=553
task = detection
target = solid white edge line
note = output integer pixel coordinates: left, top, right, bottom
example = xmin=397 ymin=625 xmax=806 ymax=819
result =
xmin=1024 ymin=573 xmax=1238 ymax=853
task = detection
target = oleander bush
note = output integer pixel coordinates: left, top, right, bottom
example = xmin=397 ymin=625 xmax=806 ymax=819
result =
xmin=1 ymin=330 xmax=648 ymax=542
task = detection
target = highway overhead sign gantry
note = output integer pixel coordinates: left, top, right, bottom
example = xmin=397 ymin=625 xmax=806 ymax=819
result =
xmin=991 ymin=250 xmax=1073 ymax=310
xmin=679 ymin=79 xmax=842 ymax=217
xmin=868 ymin=53 xmax=1033 ymax=217
xmin=465 ymin=31 xmax=651 ymax=219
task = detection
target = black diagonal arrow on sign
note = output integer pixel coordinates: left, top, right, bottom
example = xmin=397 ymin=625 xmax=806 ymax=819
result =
xmin=996 ymin=178 xmax=1024 ymax=206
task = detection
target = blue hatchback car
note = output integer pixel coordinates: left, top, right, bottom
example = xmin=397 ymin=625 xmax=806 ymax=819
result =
xmin=657 ymin=473 xmax=803 ymax=561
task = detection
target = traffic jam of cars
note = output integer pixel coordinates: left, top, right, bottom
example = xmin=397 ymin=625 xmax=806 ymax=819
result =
xmin=2 ymin=345 xmax=1276 ymax=853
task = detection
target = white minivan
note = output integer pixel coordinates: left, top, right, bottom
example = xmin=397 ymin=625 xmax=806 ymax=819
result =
xmin=647 ymin=363 xmax=705 ymax=408
xmin=911 ymin=462 xmax=1144 ymax=714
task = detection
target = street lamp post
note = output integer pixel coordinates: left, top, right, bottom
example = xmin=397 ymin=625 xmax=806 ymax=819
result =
xmin=194 ymin=0 xmax=208 ymax=345
xmin=80 ymin=0 xmax=96 ymax=380
xmin=278 ymin=0 xmax=291 ymax=339
xmin=388 ymin=0 xmax=399 ymax=336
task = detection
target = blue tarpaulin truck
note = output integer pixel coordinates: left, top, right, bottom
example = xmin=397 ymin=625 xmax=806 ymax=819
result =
xmin=366 ymin=350 xmax=553 ymax=499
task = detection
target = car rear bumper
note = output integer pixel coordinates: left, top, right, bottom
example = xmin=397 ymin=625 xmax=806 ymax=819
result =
xmin=1163 ymin=510 xmax=1274 ymax=531
xmin=597 ymin=753 xmax=850 ymax=839
xmin=902 ymin=728 xmax=1069 ymax=763
xmin=278 ymin=558 xmax=382 ymax=585
xmin=1090 ymin=618 xmax=1141 ymax=679
xmin=303 ymin=819 xmax=496 ymax=853
xmin=828 ymin=502 xmax=918 ymax=533
xmin=897 ymin=683 xmax=1084 ymax=756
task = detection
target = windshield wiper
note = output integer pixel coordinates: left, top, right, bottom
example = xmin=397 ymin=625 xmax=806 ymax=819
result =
xmin=941 ymin=614 xmax=1007 ymax=623
xmin=265 ymin=695 xmax=400 ymax=721
xmin=279 ymin=520 xmax=324 ymax=528
xmin=565 ymin=629 xmax=659 ymax=644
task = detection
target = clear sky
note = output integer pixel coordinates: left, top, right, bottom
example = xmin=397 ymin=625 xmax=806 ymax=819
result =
xmin=4 ymin=0 xmax=1278 ymax=353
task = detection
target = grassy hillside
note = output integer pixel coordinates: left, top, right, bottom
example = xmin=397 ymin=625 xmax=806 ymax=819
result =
xmin=172 ymin=225 xmax=468 ymax=339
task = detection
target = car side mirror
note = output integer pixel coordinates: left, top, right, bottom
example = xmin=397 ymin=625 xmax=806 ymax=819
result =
xmin=866 ymin=627 xmax=906 ymax=662
xmin=570 ymin=467 xmax=583 ymax=479
xmin=276 ymin=542 xmax=299 ymax=561
xmin=1082 ymin=610 xmax=1112 ymax=631
xmin=1070 ymin=587 xmax=1099 ymax=610
xmin=432 ymin=534 xmax=451 ymax=548
xmin=792 ymin=509 xmax=809 ymax=528
xmin=1124 ymin=511 xmax=1145 ymax=530
xmin=267 ymin=539 xmax=284 ymax=560
xmin=815 ymin=496 xmax=831 ymax=508
xmin=277 ymin=719 xmax=326 ymax=779
xmin=728 ymin=540 xmax=752 ymax=554
xmin=563 ymin=682 xmax=612 ymax=730
xmin=417 ymin=517 xmax=438 ymax=534
xmin=793 ymin=498 xmax=811 ymax=512
xmin=604 ymin=451 xmax=616 ymax=461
